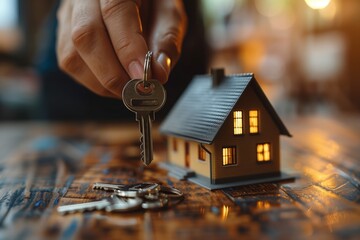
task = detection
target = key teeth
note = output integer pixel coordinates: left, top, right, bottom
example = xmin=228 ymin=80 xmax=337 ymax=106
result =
xmin=140 ymin=149 xmax=150 ymax=166
xmin=140 ymin=149 xmax=145 ymax=161
xmin=93 ymin=184 xmax=105 ymax=190
xmin=139 ymin=134 xmax=145 ymax=164
xmin=139 ymin=128 xmax=151 ymax=166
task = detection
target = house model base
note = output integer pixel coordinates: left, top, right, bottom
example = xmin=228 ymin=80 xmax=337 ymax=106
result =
xmin=159 ymin=162 xmax=295 ymax=190
xmin=159 ymin=69 xmax=294 ymax=190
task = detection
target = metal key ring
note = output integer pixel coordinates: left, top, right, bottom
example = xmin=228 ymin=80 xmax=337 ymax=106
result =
xmin=142 ymin=185 xmax=183 ymax=201
xmin=115 ymin=182 xmax=160 ymax=198
xmin=143 ymin=51 xmax=152 ymax=86
xmin=159 ymin=186 xmax=184 ymax=200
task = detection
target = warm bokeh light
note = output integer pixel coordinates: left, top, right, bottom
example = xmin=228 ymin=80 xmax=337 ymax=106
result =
xmin=319 ymin=0 xmax=337 ymax=21
xmin=305 ymin=0 xmax=331 ymax=9
xmin=221 ymin=205 xmax=229 ymax=220
xmin=255 ymin=0 xmax=288 ymax=17
xmin=256 ymin=201 xmax=271 ymax=209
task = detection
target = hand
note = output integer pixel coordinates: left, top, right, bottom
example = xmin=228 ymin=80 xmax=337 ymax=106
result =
xmin=56 ymin=0 xmax=187 ymax=98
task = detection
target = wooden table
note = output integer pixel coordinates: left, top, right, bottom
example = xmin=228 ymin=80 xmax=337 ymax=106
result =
xmin=0 ymin=113 xmax=359 ymax=239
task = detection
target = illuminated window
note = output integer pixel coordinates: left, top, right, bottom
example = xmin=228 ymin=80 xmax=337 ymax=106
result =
xmin=222 ymin=147 xmax=236 ymax=166
xmin=198 ymin=145 xmax=206 ymax=161
xmin=233 ymin=111 xmax=243 ymax=135
xmin=172 ymin=138 xmax=177 ymax=151
xmin=257 ymin=143 xmax=271 ymax=162
xmin=249 ymin=110 xmax=259 ymax=134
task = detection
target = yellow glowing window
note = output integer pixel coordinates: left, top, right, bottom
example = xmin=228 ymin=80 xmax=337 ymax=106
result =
xmin=233 ymin=111 xmax=243 ymax=135
xmin=257 ymin=143 xmax=271 ymax=162
xmin=198 ymin=145 xmax=207 ymax=161
xmin=222 ymin=147 xmax=236 ymax=165
xmin=249 ymin=110 xmax=259 ymax=133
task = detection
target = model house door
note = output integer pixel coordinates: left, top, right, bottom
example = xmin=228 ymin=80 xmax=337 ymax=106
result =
xmin=185 ymin=142 xmax=190 ymax=168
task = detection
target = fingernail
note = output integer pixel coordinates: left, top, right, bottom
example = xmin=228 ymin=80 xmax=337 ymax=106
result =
xmin=157 ymin=53 xmax=171 ymax=80
xmin=128 ymin=60 xmax=143 ymax=79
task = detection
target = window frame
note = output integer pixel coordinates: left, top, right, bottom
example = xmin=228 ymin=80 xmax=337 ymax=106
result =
xmin=256 ymin=143 xmax=271 ymax=163
xmin=198 ymin=144 xmax=207 ymax=161
xmin=222 ymin=146 xmax=237 ymax=166
xmin=233 ymin=110 xmax=244 ymax=135
xmin=249 ymin=110 xmax=260 ymax=134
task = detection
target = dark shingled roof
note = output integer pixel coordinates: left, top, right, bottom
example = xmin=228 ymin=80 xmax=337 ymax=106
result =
xmin=160 ymin=73 xmax=291 ymax=144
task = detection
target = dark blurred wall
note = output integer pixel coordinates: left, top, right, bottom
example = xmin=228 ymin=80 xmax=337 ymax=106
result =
xmin=341 ymin=0 xmax=360 ymax=110
xmin=17 ymin=0 xmax=56 ymax=64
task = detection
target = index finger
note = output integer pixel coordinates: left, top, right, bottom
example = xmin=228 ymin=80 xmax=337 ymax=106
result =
xmin=100 ymin=0 xmax=148 ymax=80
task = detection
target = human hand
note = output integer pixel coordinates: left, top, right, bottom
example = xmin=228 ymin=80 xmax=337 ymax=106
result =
xmin=56 ymin=0 xmax=187 ymax=98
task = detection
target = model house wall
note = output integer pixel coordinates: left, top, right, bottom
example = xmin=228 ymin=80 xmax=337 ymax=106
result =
xmin=167 ymin=137 xmax=212 ymax=178
xmin=211 ymin=86 xmax=281 ymax=183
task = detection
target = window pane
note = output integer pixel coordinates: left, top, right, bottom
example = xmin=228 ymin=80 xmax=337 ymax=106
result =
xmin=249 ymin=110 xmax=258 ymax=117
xmin=198 ymin=145 xmax=207 ymax=161
xmin=249 ymin=110 xmax=259 ymax=134
xmin=257 ymin=143 xmax=271 ymax=162
xmin=264 ymin=143 xmax=269 ymax=151
xmin=222 ymin=147 xmax=236 ymax=165
xmin=233 ymin=111 xmax=243 ymax=135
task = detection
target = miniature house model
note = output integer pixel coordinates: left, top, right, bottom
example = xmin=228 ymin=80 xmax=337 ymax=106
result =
xmin=160 ymin=69 xmax=292 ymax=190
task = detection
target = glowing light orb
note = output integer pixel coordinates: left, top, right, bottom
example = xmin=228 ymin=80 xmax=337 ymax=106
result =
xmin=305 ymin=0 xmax=331 ymax=9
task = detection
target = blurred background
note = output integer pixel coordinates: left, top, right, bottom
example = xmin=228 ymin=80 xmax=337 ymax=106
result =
xmin=0 ymin=0 xmax=359 ymax=121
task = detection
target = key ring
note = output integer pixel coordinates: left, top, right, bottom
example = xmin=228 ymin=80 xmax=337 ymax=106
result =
xmin=115 ymin=182 xmax=160 ymax=198
xmin=143 ymin=51 xmax=152 ymax=88
xmin=159 ymin=186 xmax=184 ymax=201
xmin=143 ymin=185 xmax=184 ymax=202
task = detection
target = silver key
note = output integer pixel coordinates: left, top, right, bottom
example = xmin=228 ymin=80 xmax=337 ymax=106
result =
xmin=141 ymin=196 xmax=169 ymax=210
xmin=93 ymin=182 xmax=160 ymax=197
xmin=57 ymin=195 xmax=142 ymax=214
xmin=122 ymin=51 xmax=166 ymax=165
xmin=93 ymin=182 xmax=127 ymax=191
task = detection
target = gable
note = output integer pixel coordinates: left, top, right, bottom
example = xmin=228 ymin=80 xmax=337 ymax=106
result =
xmin=217 ymin=85 xmax=283 ymax=140
xmin=159 ymin=73 xmax=291 ymax=144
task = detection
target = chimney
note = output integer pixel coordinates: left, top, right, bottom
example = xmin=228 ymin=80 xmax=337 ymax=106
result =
xmin=211 ymin=68 xmax=225 ymax=87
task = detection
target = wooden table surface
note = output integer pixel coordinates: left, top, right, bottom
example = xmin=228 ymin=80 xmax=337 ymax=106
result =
xmin=0 ymin=113 xmax=359 ymax=240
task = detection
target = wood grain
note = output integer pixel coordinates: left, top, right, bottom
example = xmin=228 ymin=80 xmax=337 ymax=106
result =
xmin=0 ymin=115 xmax=359 ymax=239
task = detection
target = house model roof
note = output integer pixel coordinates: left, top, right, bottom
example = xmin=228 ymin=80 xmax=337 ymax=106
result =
xmin=160 ymin=71 xmax=291 ymax=144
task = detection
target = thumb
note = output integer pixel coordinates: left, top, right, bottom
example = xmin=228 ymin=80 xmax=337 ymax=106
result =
xmin=149 ymin=0 xmax=187 ymax=83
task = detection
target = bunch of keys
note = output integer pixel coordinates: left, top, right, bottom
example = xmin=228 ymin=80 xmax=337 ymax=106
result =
xmin=57 ymin=182 xmax=184 ymax=214
xmin=122 ymin=51 xmax=166 ymax=166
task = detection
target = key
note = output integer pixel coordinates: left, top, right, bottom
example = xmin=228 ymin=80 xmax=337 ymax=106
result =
xmin=93 ymin=182 xmax=127 ymax=191
xmin=115 ymin=182 xmax=161 ymax=197
xmin=141 ymin=196 xmax=169 ymax=210
xmin=57 ymin=195 xmax=142 ymax=214
xmin=93 ymin=182 xmax=160 ymax=197
xmin=122 ymin=51 xmax=166 ymax=165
